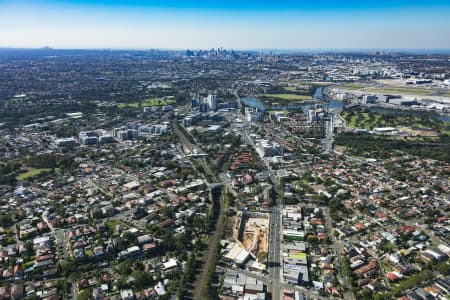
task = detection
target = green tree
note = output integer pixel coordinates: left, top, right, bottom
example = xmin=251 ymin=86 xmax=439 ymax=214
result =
xmin=76 ymin=288 xmax=92 ymax=300
xmin=434 ymin=262 xmax=450 ymax=275
xmin=0 ymin=214 xmax=13 ymax=227
xmin=257 ymin=251 xmax=268 ymax=262
xmin=131 ymin=270 xmax=151 ymax=290
xmin=59 ymin=259 xmax=77 ymax=277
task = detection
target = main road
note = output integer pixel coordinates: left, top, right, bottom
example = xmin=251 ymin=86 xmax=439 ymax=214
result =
xmin=322 ymin=115 xmax=334 ymax=154
xmin=234 ymin=86 xmax=344 ymax=300
xmin=269 ymin=201 xmax=282 ymax=300
xmin=234 ymin=87 xmax=284 ymax=300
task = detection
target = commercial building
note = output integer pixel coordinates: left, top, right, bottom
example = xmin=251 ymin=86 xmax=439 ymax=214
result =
xmin=143 ymin=105 xmax=173 ymax=113
xmin=205 ymin=94 xmax=217 ymax=111
xmin=255 ymin=140 xmax=282 ymax=157
xmin=113 ymin=126 xmax=138 ymax=141
xmin=242 ymin=98 xmax=265 ymax=123
xmin=138 ymin=124 xmax=169 ymax=136
xmin=283 ymin=229 xmax=305 ymax=242
xmin=224 ymin=243 xmax=251 ymax=266
xmin=245 ymin=107 xmax=264 ymax=123
xmin=79 ymin=130 xmax=117 ymax=145
xmin=283 ymin=264 xmax=309 ymax=286
xmin=80 ymin=136 xmax=98 ymax=145
xmin=361 ymin=95 xmax=377 ymax=104
xmin=55 ymin=138 xmax=77 ymax=148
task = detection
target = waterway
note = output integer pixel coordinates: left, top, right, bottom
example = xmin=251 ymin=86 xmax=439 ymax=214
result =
xmin=244 ymin=87 xmax=449 ymax=122
xmin=267 ymin=86 xmax=344 ymax=111
xmin=241 ymin=97 xmax=266 ymax=110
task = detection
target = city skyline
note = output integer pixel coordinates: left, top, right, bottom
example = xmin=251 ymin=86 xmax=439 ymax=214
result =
xmin=1 ymin=0 xmax=450 ymax=49
xmin=1 ymin=3 xmax=450 ymax=299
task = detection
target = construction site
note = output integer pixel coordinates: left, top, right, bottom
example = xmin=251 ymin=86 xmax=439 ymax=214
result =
xmin=232 ymin=211 xmax=270 ymax=262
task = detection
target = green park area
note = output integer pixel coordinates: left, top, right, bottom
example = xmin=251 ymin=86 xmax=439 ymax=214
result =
xmin=16 ymin=167 xmax=52 ymax=181
xmin=342 ymin=111 xmax=385 ymax=130
xmin=283 ymin=86 xmax=300 ymax=92
xmin=338 ymin=83 xmax=367 ymax=90
xmin=341 ymin=109 xmax=450 ymax=134
xmin=259 ymin=82 xmax=326 ymax=104
xmin=335 ymin=132 xmax=450 ymax=162
xmin=337 ymin=109 xmax=450 ymax=162
xmin=118 ymin=97 xmax=176 ymax=109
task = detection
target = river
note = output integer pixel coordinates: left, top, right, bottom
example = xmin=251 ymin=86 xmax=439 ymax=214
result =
xmin=247 ymin=87 xmax=449 ymax=122
xmin=267 ymin=86 xmax=344 ymax=111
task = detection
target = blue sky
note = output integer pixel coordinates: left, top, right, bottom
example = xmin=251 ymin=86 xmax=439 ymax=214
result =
xmin=0 ymin=0 xmax=449 ymax=49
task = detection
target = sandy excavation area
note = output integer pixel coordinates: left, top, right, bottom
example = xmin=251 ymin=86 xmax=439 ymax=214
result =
xmin=241 ymin=217 xmax=269 ymax=256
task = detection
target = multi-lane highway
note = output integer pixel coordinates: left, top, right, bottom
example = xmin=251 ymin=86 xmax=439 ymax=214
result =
xmin=269 ymin=203 xmax=282 ymax=300
xmin=322 ymin=115 xmax=334 ymax=154
xmin=232 ymin=87 xmax=344 ymax=300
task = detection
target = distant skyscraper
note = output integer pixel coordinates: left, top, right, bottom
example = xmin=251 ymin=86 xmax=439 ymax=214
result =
xmin=205 ymin=94 xmax=217 ymax=111
xmin=191 ymin=98 xmax=199 ymax=108
xmin=199 ymin=103 xmax=208 ymax=112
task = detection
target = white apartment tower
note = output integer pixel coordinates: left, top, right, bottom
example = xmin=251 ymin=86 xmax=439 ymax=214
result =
xmin=205 ymin=94 xmax=217 ymax=111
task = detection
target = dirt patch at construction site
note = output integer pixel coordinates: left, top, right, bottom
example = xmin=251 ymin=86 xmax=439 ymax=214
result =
xmin=241 ymin=217 xmax=269 ymax=256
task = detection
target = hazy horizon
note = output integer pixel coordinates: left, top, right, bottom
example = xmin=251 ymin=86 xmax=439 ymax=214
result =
xmin=1 ymin=0 xmax=450 ymax=49
xmin=2 ymin=47 xmax=450 ymax=55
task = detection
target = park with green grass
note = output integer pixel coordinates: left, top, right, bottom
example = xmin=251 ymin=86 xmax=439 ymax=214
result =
xmin=336 ymin=110 xmax=450 ymax=162
xmin=259 ymin=84 xmax=320 ymax=104
xmin=16 ymin=167 xmax=52 ymax=181
xmin=341 ymin=109 xmax=450 ymax=134
xmin=118 ymin=97 xmax=176 ymax=109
